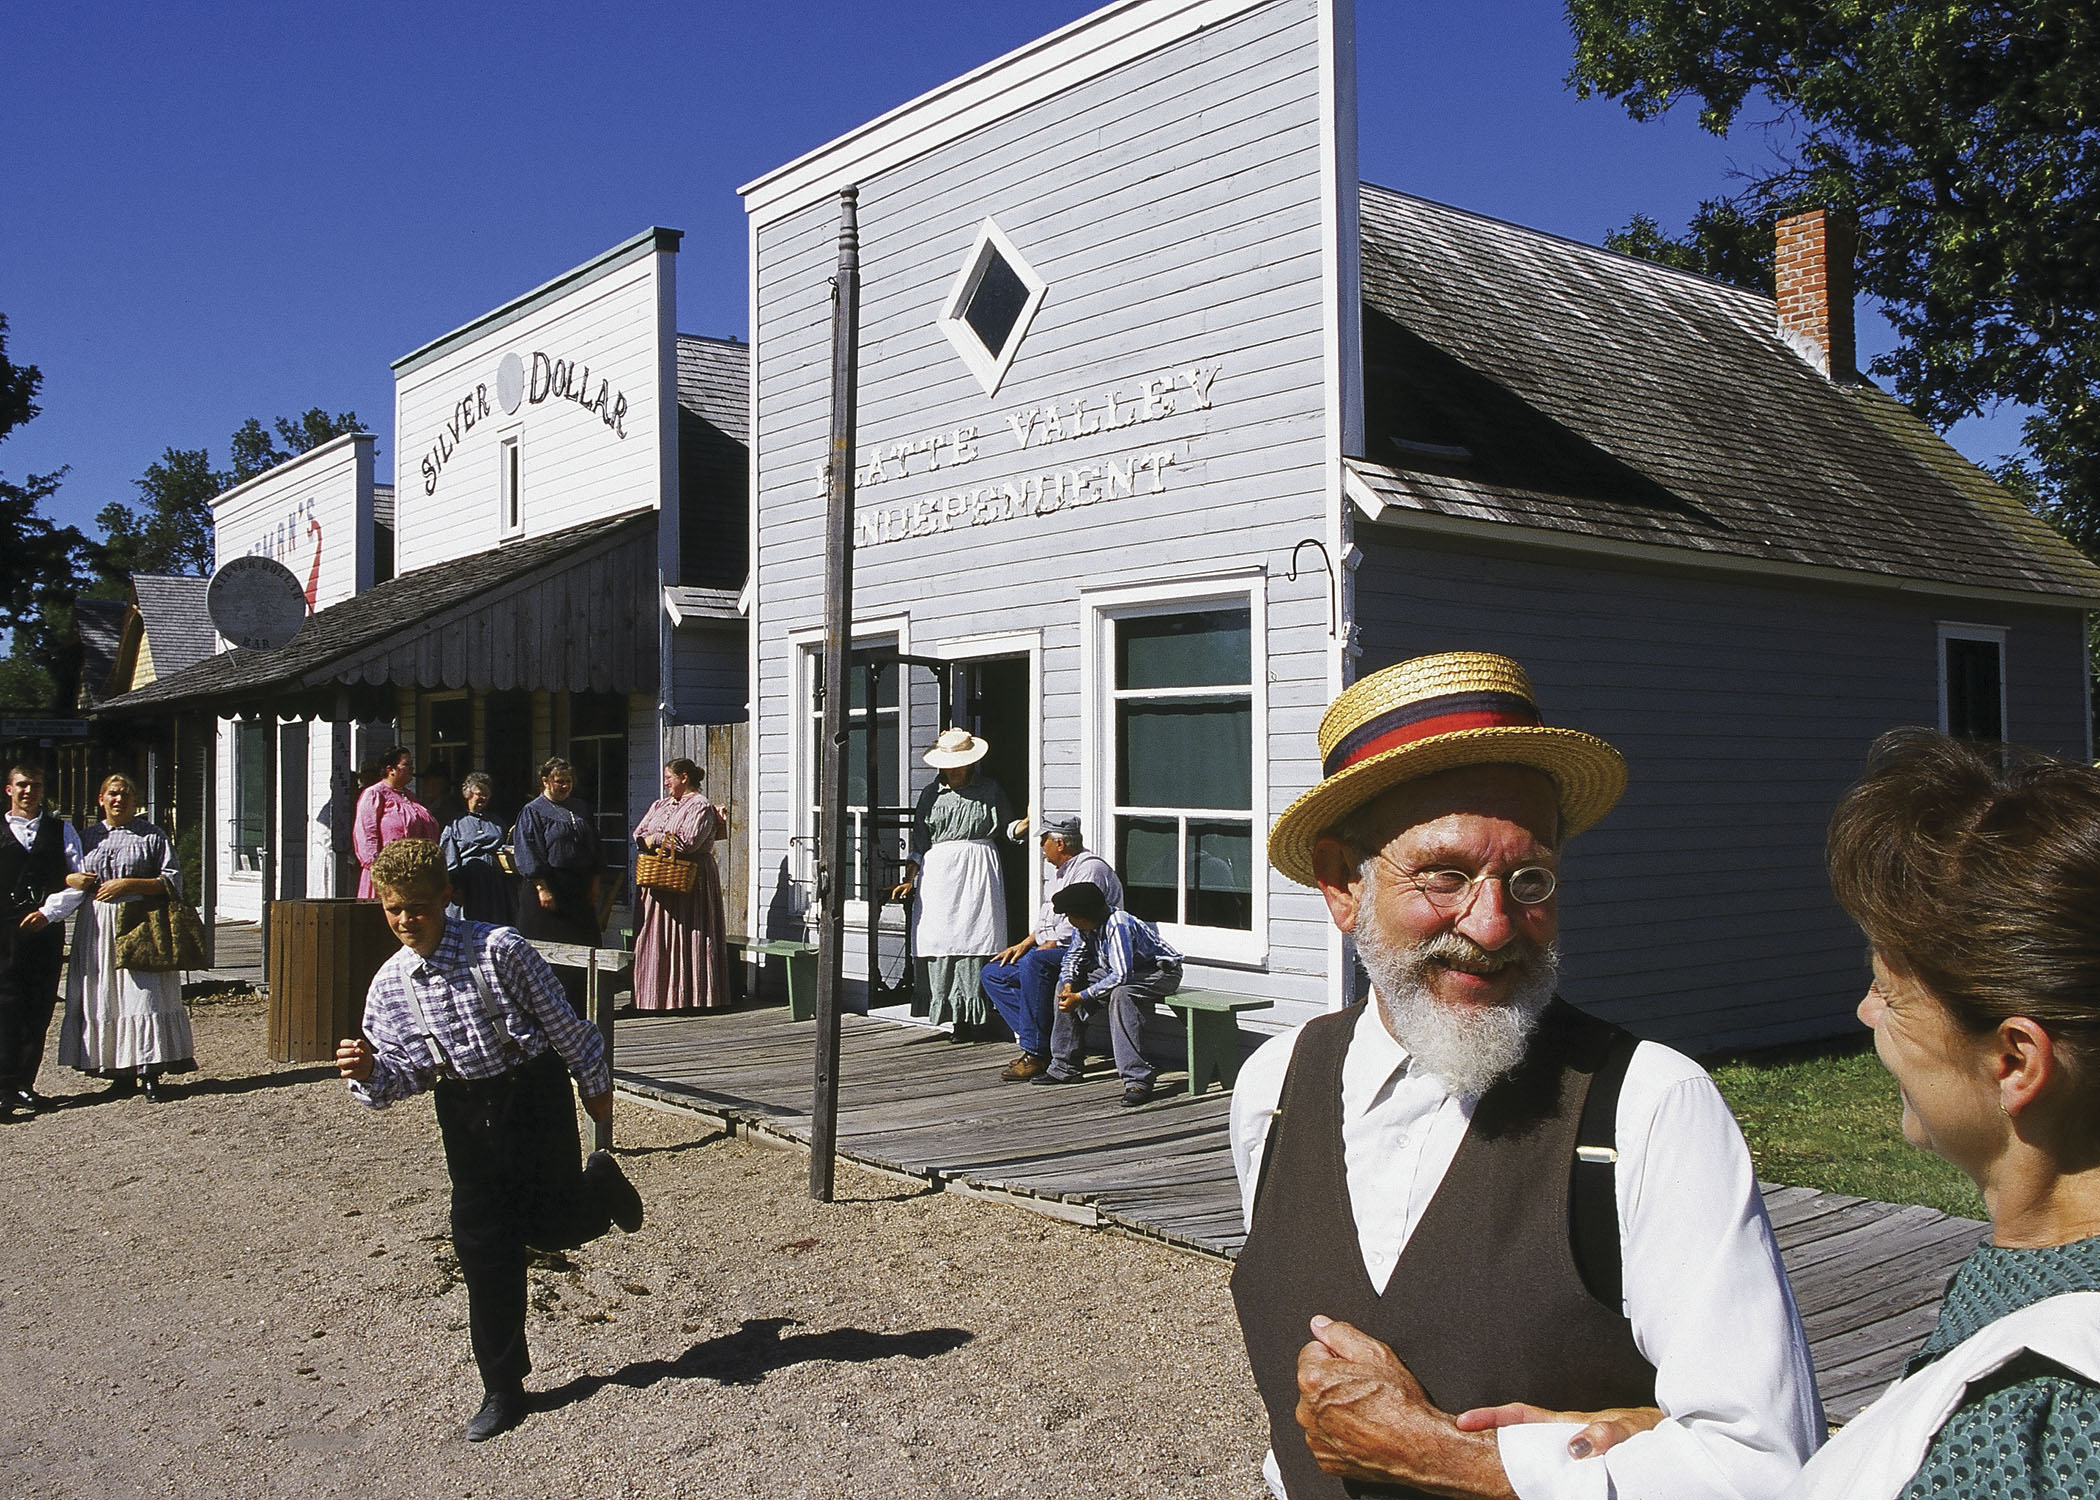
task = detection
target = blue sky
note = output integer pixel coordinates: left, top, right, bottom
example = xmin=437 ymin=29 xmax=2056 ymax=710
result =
xmin=2 ymin=1 xmax=2025 ymax=537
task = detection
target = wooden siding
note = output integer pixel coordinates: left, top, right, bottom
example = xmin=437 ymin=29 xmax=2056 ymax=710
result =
xmin=1353 ymin=527 xmax=2091 ymax=1050
xmin=393 ymin=255 xmax=666 ymax=573
xmin=670 ymin=623 xmax=747 ymax=725
xmin=210 ymin=433 xmax=373 ymax=609
xmin=750 ymin=0 xmax=1340 ymax=1013
xmin=326 ymin=523 xmax=658 ymax=695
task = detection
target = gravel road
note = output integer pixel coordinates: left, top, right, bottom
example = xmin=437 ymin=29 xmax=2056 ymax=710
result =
xmin=0 ymin=994 xmax=1269 ymax=1499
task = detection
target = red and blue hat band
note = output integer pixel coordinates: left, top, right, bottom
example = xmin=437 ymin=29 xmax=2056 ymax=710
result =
xmin=1322 ymin=691 xmax=1541 ymax=778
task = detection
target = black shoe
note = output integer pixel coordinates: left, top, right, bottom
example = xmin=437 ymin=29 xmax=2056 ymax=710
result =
xmin=465 ymin=1387 xmax=527 ymax=1442
xmin=586 ymin=1150 xmax=644 ymax=1233
xmin=103 ymin=1074 xmax=140 ymax=1100
xmin=1030 ymin=1069 xmax=1080 ymax=1086
xmin=141 ymin=1075 xmax=167 ymax=1103
xmin=0 ymin=1099 xmax=22 ymax=1123
xmin=10 ymin=1088 xmax=46 ymax=1112
xmin=1120 ymin=1082 xmax=1157 ymax=1108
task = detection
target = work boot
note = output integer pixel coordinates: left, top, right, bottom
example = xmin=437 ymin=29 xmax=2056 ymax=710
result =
xmin=465 ymin=1386 xmax=527 ymax=1442
xmin=999 ymin=1053 xmax=1047 ymax=1082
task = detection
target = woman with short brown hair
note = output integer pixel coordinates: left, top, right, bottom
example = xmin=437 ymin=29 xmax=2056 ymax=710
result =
xmin=1799 ymin=728 xmax=2100 ymax=1496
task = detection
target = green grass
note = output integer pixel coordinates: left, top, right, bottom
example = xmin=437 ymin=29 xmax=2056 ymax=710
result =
xmin=1708 ymin=1040 xmax=1987 ymax=1221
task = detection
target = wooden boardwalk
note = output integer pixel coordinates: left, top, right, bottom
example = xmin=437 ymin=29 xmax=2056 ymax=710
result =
xmin=612 ymin=1001 xmax=1985 ymax=1425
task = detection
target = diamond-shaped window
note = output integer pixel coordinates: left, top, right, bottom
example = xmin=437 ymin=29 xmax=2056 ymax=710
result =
xmin=938 ymin=219 xmax=1046 ymax=397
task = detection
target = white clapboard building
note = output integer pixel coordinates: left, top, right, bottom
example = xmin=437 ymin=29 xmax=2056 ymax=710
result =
xmin=741 ymin=0 xmax=2100 ymax=1048
xmin=103 ymin=229 xmax=749 ymax=934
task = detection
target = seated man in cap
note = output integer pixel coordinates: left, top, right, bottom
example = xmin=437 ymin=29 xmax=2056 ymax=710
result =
xmin=1029 ymin=879 xmax=1181 ymax=1107
xmin=980 ymin=815 xmax=1123 ymax=1081
xmin=1231 ymin=651 xmax=1819 ymax=1500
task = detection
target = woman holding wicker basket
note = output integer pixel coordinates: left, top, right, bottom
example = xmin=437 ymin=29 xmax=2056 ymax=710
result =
xmin=631 ymin=758 xmax=728 ymax=1011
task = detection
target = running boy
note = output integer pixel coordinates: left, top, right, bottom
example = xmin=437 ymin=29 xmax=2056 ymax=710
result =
xmin=335 ymin=838 xmax=642 ymax=1441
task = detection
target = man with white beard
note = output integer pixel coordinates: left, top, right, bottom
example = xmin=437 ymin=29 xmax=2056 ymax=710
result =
xmin=1229 ymin=652 xmax=1820 ymax=1500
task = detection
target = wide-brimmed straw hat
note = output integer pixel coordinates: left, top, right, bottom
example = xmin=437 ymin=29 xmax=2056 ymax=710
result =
xmin=1267 ymin=651 xmax=1626 ymax=886
xmin=923 ymin=727 xmax=990 ymax=769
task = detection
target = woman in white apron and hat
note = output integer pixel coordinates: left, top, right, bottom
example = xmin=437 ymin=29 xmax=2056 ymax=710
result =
xmin=892 ymin=729 xmax=1012 ymax=1041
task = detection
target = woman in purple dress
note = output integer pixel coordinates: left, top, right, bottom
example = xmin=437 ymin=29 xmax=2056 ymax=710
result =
xmin=631 ymin=759 xmax=728 ymax=1011
xmin=352 ymin=747 xmax=438 ymax=899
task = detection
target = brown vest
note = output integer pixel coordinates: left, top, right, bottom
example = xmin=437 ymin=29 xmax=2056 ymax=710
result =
xmin=1230 ymin=1000 xmax=1655 ymax=1499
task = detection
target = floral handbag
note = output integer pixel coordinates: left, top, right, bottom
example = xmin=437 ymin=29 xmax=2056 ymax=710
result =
xmin=114 ymin=897 xmax=210 ymax=972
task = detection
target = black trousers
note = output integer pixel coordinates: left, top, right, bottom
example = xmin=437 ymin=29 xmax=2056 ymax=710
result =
xmin=0 ymin=927 xmax=65 ymax=1091
xmin=434 ymin=1051 xmax=612 ymax=1391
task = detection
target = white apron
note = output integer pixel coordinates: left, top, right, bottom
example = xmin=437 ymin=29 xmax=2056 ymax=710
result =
xmin=912 ymin=837 xmax=1004 ymax=957
xmin=1786 ymin=1290 xmax=2100 ymax=1500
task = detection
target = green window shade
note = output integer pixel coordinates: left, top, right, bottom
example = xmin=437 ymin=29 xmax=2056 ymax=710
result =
xmin=1116 ymin=610 xmax=1250 ymax=690
xmin=1117 ymin=699 xmax=1251 ymax=810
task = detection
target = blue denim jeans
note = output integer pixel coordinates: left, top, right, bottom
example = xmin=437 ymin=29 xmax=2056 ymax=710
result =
xmin=1047 ymin=962 xmax=1181 ymax=1086
xmin=980 ymin=943 xmax=1065 ymax=1058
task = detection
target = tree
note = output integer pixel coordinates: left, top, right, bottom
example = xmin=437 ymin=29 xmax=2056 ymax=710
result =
xmin=93 ymin=407 xmax=365 ymax=586
xmin=0 ymin=314 xmax=93 ymax=713
xmin=1567 ymin=1 xmax=2100 ymax=545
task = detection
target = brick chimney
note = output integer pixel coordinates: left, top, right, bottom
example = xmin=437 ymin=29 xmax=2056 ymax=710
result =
xmin=1774 ymin=209 xmax=1855 ymax=379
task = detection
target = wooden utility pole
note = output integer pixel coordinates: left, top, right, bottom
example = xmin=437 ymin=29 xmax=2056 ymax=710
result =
xmin=811 ymin=187 xmax=860 ymax=1202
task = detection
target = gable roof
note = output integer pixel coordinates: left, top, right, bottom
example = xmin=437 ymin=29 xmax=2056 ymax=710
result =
xmin=72 ymin=599 xmax=129 ymax=711
xmin=99 ymin=512 xmax=657 ymax=718
xmin=1351 ymin=185 xmax=2100 ymax=604
xmin=129 ymin=574 xmax=214 ymax=680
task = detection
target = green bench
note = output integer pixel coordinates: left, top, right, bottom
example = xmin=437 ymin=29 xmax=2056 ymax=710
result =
xmin=1164 ymin=987 xmax=1273 ymax=1095
xmin=727 ymin=933 xmax=819 ymax=1020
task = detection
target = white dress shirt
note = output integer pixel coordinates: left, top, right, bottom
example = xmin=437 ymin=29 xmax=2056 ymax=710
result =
xmin=1230 ymin=1002 xmax=1822 ymax=1500
xmin=5 ymin=813 xmax=86 ymax=924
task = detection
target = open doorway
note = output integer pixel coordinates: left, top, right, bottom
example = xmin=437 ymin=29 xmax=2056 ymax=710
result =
xmin=956 ymin=654 xmax=1033 ymax=945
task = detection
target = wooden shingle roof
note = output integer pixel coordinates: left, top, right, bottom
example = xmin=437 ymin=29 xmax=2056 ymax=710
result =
xmin=1353 ymin=185 xmax=2100 ymax=603
xmin=98 ymin=512 xmax=655 ymax=717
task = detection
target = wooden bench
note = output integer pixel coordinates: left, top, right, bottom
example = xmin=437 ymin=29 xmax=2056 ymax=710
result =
xmin=727 ymin=934 xmax=819 ymax=1020
xmin=1164 ymin=988 xmax=1274 ymax=1095
xmin=526 ymin=939 xmax=635 ymax=1152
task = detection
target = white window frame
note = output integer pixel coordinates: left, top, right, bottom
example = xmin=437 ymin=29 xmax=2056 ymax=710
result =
xmin=788 ymin=614 xmax=912 ymax=923
xmin=1081 ymin=568 xmax=1268 ymax=967
xmin=935 ymin=218 xmax=1047 ymax=399
xmin=497 ymin=428 xmax=524 ymax=539
xmin=1937 ymin=621 xmax=2008 ymax=742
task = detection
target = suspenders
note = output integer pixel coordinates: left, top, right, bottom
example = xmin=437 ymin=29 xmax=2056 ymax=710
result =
xmin=403 ymin=960 xmax=532 ymax=1079
xmin=1569 ymin=1027 xmax=1641 ymax=1313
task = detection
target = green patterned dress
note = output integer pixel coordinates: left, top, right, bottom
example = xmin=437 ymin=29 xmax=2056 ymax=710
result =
xmin=1898 ymin=1234 xmax=2100 ymax=1499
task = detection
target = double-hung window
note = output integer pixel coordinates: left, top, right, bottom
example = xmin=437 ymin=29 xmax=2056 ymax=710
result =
xmin=1099 ymin=593 xmax=1262 ymax=953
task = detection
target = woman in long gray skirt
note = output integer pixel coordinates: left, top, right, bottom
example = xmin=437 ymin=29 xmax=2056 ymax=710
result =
xmin=892 ymin=729 xmax=1010 ymax=1041
xmin=58 ymin=773 xmax=195 ymax=1101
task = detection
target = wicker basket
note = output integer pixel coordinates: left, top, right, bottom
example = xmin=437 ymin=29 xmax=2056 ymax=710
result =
xmin=635 ymin=849 xmax=696 ymax=895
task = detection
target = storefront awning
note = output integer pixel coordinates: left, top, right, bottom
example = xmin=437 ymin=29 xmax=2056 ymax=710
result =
xmin=97 ymin=511 xmax=659 ymax=720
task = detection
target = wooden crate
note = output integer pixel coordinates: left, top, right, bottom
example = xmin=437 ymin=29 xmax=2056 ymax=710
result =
xmin=266 ymin=899 xmax=394 ymax=1062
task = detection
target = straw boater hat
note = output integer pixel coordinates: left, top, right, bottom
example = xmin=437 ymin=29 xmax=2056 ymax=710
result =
xmin=1267 ymin=651 xmax=1627 ymax=886
xmin=923 ymin=727 xmax=991 ymax=769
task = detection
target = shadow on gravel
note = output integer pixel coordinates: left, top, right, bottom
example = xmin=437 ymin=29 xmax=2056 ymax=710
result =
xmin=175 ymin=1066 xmax=340 ymax=1098
xmin=608 ymin=1132 xmax=729 ymax=1159
xmin=533 ymin=1317 xmax=975 ymax=1411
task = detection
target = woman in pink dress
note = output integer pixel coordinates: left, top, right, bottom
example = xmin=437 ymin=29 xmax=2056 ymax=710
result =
xmin=631 ymin=758 xmax=728 ymax=1011
xmin=352 ymin=747 xmax=439 ymax=899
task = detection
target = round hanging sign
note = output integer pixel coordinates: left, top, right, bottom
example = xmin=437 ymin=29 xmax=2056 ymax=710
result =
xmin=207 ymin=555 xmax=309 ymax=651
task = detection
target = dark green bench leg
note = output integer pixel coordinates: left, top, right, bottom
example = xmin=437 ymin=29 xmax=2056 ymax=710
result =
xmin=785 ymin=949 xmax=816 ymax=1021
xmin=1184 ymin=1009 xmax=1231 ymax=1095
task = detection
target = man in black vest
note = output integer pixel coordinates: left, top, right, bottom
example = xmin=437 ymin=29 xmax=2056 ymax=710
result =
xmin=1232 ymin=654 xmax=1819 ymax=1499
xmin=0 ymin=763 xmax=86 ymax=1118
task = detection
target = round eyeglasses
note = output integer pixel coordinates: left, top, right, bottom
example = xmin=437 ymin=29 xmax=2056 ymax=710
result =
xmin=1383 ymin=857 xmax=1557 ymax=910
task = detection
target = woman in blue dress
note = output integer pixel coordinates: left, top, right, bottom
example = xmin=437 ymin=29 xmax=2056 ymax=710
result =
xmin=440 ymin=772 xmax=513 ymax=925
xmin=512 ymin=757 xmax=603 ymax=1011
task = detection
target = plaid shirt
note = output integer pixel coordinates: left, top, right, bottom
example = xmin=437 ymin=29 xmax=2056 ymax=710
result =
xmin=1058 ymin=908 xmax=1183 ymax=1003
xmin=349 ymin=918 xmax=609 ymax=1107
